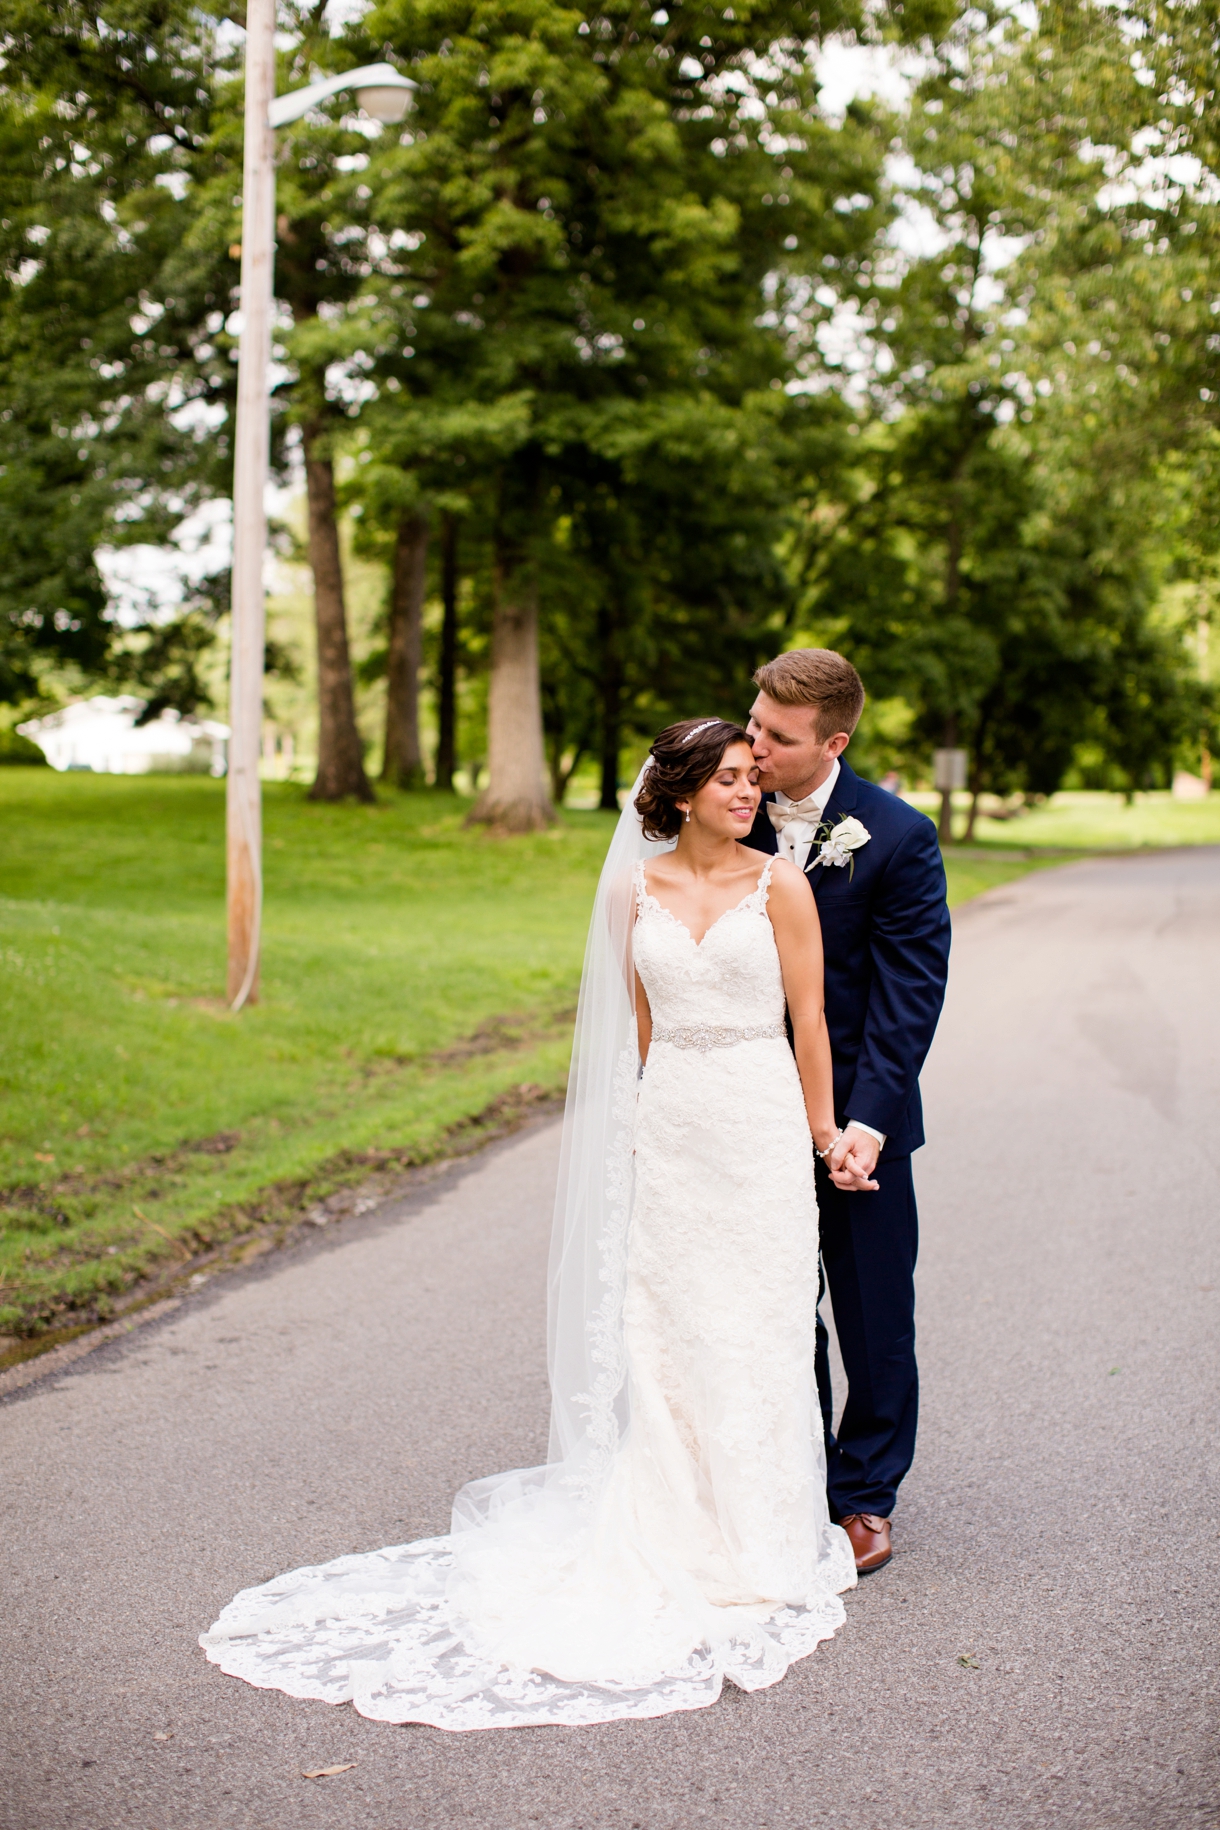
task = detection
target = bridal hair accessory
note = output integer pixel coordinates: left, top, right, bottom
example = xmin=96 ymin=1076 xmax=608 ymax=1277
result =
xmin=635 ymin=717 xmax=754 ymax=841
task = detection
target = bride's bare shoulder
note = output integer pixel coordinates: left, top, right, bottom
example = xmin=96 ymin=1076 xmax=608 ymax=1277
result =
xmin=640 ymin=852 xmax=684 ymax=888
xmin=763 ymin=854 xmax=808 ymax=886
xmin=734 ymin=845 xmax=800 ymax=885
xmin=757 ymin=854 xmax=816 ymax=912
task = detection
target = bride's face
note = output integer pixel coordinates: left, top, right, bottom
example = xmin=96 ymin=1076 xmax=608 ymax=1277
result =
xmin=682 ymin=741 xmax=761 ymax=837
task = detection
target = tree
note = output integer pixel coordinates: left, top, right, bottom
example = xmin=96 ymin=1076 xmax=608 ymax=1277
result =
xmin=262 ymin=24 xmax=380 ymax=802
xmin=341 ymin=389 xmax=510 ymax=791
xmin=792 ymin=0 xmax=1214 ymax=824
xmin=543 ymin=389 xmax=835 ymax=800
xmin=435 ymin=509 xmax=461 ymax=789
xmin=300 ymin=408 xmax=374 ymax=798
xmin=0 ymin=0 xmax=227 ymax=705
xmin=337 ymin=0 xmax=936 ymax=827
xmin=173 ymin=5 xmax=386 ymax=800
xmin=382 ymin=507 xmax=429 ymax=787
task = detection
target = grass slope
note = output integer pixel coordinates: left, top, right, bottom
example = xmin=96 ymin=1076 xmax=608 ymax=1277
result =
xmin=2 ymin=772 xmax=1214 ymax=1341
xmin=0 ymin=774 xmax=602 ymax=1337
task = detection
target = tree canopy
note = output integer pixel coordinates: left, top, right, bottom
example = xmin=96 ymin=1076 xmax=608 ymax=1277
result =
xmin=1 ymin=0 xmax=1216 ymax=811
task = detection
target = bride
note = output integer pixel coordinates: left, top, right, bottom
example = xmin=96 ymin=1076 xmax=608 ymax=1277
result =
xmin=201 ymin=717 xmax=857 ymax=1730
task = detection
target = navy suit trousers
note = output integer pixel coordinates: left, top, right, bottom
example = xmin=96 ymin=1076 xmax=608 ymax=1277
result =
xmin=814 ymin=1153 xmax=919 ymax=1520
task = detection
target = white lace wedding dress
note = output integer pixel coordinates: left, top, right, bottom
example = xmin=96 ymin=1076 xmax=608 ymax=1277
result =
xmin=200 ymin=854 xmax=855 ymax=1730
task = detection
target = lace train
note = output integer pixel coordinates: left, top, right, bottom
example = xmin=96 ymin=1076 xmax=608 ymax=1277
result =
xmin=201 ymin=1529 xmax=853 ymax=1730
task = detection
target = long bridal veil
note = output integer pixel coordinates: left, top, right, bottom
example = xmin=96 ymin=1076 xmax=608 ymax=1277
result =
xmin=444 ymin=767 xmax=685 ymax=1621
xmin=546 ymin=765 xmax=673 ymax=1477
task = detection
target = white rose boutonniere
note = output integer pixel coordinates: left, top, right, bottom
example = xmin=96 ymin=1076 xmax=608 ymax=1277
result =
xmin=812 ymin=814 xmax=871 ymax=877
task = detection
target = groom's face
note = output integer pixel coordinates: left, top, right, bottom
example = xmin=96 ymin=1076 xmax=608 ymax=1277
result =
xmin=747 ymin=692 xmax=848 ymax=799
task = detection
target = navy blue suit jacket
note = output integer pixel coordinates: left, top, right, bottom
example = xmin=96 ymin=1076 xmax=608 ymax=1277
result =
xmin=746 ymin=760 xmax=951 ymax=1157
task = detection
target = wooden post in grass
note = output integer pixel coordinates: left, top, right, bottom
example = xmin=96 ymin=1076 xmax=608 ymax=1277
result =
xmin=226 ymin=0 xmax=276 ymax=1011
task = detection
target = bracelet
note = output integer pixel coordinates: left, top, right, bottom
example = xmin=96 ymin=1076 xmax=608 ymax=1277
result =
xmin=814 ymin=1129 xmax=843 ymax=1161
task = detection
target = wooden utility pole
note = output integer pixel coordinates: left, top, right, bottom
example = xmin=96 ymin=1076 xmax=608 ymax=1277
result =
xmin=224 ymin=42 xmax=413 ymax=1000
xmin=226 ymin=0 xmax=275 ymax=1010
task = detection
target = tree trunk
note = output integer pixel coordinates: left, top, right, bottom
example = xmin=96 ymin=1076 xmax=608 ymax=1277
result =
xmin=548 ymin=741 xmax=586 ymax=805
xmin=963 ymin=738 xmax=985 ymax=843
xmin=597 ymin=598 xmax=623 ymax=812
xmin=467 ymin=525 xmax=554 ymax=832
xmin=435 ymin=513 xmax=459 ymax=791
xmin=937 ymin=714 xmax=958 ymax=845
xmin=937 ymin=490 xmax=965 ymax=845
xmin=303 ymin=419 xmax=373 ymax=803
xmin=381 ymin=510 xmax=428 ymax=790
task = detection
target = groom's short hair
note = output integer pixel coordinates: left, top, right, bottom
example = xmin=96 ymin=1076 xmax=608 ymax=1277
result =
xmin=753 ymin=648 xmax=865 ymax=741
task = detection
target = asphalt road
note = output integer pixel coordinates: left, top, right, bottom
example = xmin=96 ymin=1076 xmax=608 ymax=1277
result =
xmin=3 ymin=847 xmax=1218 ymax=1830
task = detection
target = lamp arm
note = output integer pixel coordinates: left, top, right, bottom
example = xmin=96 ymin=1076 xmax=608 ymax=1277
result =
xmin=267 ymin=63 xmax=415 ymax=129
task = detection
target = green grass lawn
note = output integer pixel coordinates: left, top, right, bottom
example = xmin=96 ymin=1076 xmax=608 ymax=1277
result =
xmin=2 ymin=770 xmax=1216 ymax=1345
xmin=973 ymin=788 xmax=1220 ymax=850
xmin=906 ymin=786 xmax=1220 ymax=851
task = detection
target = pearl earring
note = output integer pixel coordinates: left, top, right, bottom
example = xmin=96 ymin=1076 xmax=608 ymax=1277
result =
xmin=684 ymin=809 xmax=691 ymax=823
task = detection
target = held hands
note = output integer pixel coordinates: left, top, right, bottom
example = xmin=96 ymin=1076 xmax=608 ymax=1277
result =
xmin=816 ymin=1125 xmax=881 ymax=1193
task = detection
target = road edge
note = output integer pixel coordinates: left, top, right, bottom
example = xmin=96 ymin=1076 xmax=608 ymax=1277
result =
xmin=0 ymin=1097 xmax=564 ymax=1402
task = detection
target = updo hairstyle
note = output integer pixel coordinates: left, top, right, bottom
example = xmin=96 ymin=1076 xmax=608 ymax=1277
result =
xmin=634 ymin=718 xmax=755 ymax=841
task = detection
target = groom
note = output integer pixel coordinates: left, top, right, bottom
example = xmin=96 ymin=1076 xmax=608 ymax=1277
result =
xmin=744 ymin=649 xmax=951 ymax=1575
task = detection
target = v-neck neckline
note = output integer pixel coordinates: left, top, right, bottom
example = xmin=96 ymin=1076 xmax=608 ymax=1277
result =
xmin=637 ymin=863 xmax=771 ymax=949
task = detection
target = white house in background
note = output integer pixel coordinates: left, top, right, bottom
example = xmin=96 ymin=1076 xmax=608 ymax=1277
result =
xmin=17 ymin=696 xmax=229 ymax=776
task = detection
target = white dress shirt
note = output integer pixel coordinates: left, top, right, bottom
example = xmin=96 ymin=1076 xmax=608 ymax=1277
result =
xmin=769 ymin=762 xmax=886 ymax=1153
xmin=769 ymin=760 xmax=840 ymax=872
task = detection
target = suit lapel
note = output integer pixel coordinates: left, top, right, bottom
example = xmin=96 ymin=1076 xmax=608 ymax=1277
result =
xmin=820 ymin=759 xmax=860 ymax=823
xmin=807 ymin=760 xmax=860 ymax=894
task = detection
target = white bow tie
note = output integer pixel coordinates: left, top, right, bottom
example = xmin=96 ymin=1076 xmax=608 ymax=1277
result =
xmin=767 ymin=795 xmax=823 ymax=833
xmin=767 ymin=796 xmax=824 ymax=865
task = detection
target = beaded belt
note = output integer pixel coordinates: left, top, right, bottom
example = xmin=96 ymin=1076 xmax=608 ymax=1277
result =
xmin=649 ymin=1021 xmax=786 ymax=1054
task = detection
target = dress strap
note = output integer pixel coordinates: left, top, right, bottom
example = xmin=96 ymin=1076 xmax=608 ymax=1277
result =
xmin=632 ymin=858 xmax=648 ymax=915
xmin=755 ymin=857 xmax=775 ymax=907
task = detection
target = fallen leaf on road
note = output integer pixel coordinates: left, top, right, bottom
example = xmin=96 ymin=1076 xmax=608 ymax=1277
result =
xmin=153 ymin=1732 xmax=174 ymax=1742
xmin=302 ymin=1764 xmax=356 ymax=1780
xmin=957 ymin=1653 xmax=979 ymax=1669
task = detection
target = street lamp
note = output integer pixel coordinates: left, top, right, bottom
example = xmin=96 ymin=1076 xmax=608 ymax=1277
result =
xmin=227 ymin=1 xmax=415 ymax=1012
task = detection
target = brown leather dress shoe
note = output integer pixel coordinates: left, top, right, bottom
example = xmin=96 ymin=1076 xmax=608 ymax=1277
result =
xmin=839 ymin=1513 xmax=893 ymax=1574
